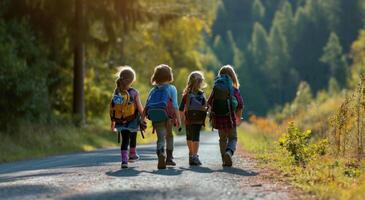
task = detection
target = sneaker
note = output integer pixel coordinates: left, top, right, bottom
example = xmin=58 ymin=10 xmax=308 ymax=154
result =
xmin=158 ymin=153 xmax=166 ymax=169
xmin=166 ymin=150 xmax=176 ymax=166
xmin=194 ymin=155 xmax=202 ymax=166
xmin=121 ymin=162 xmax=128 ymax=169
xmin=129 ymin=154 xmax=140 ymax=161
xmin=223 ymin=150 xmax=233 ymax=167
xmin=189 ymin=155 xmax=194 ymax=165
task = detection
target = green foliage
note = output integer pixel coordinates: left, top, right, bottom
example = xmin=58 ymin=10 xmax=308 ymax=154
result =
xmin=209 ymin=0 xmax=365 ymax=115
xmin=320 ymin=32 xmax=348 ymax=87
xmin=279 ymin=122 xmax=328 ymax=166
xmin=0 ymin=20 xmax=51 ymax=129
xmin=252 ymin=0 xmax=265 ymax=22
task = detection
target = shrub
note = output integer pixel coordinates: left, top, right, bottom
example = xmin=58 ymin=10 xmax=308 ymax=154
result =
xmin=279 ymin=122 xmax=328 ymax=166
xmin=0 ymin=20 xmax=51 ymax=129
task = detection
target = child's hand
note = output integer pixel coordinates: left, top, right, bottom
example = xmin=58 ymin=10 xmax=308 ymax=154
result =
xmin=176 ymin=119 xmax=181 ymax=129
xmin=140 ymin=120 xmax=147 ymax=132
xmin=235 ymin=116 xmax=242 ymax=125
xmin=111 ymin=121 xmax=116 ymax=132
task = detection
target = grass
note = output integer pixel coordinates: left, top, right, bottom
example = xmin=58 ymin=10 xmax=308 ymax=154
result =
xmin=237 ymin=123 xmax=365 ymax=200
xmin=0 ymin=119 xmax=156 ymax=163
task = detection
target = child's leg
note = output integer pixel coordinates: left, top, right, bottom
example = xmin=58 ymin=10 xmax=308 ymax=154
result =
xmin=186 ymin=126 xmax=194 ymax=155
xmin=191 ymin=125 xmax=202 ymax=165
xmin=165 ymin=121 xmax=176 ymax=165
xmin=221 ymin=128 xmax=237 ymax=167
xmin=191 ymin=125 xmax=201 ymax=155
xmin=155 ymin=122 xmax=167 ymax=154
xmin=186 ymin=125 xmax=194 ymax=165
xmin=218 ymin=129 xmax=228 ymax=158
xmin=129 ymin=132 xmax=139 ymax=160
xmin=155 ymin=122 xmax=167 ymax=169
xmin=120 ymin=130 xmax=130 ymax=167
xmin=226 ymin=128 xmax=237 ymax=154
xmin=165 ymin=121 xmax=174 ymax=152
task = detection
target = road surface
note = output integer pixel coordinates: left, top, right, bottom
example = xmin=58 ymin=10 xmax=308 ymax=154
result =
xmin=0 ymin=132 xmax=297 ymax=200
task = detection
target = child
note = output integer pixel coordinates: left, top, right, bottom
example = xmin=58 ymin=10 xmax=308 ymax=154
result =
xmin=208 ymin=65 xmax=244 ymax=167
xmin=179 ymin=71 xmax=207 ymax=166
xmin=110 ymin=66 xmax=145 ymax=169
xmin=144 ymin=64 xmax=181 ymax=169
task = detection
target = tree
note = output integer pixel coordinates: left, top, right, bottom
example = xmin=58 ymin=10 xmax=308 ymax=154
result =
xmin=249 ymin=22 xmax=269 ymax=69
xmin=349 ymin=29 xmax=365 ymax=88
xmin=73 ymin=0 xmax=85 ymax=124
xmin=320 ymin=32 xmax=348 ymax=87
xmin=252 ymin=0 xmax=265 ymax=22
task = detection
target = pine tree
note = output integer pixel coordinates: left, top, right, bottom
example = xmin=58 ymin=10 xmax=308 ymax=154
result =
xmin=252 ymin=0 xmax=265 ymax=22
xmin=249 ymin=22 xmax=269 ymax=69
xmin=320 ymin=32 xmax=348 ymax=87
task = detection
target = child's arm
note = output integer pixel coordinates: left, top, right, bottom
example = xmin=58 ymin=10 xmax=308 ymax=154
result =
xmin=135 ymin=94 xmax=144 ymax=116
xmin=235 ymin=108 xmax=243 ymax=125
xmin=109 ymin=99 xmax=116 ymax=131
xmin=234 ymin=89 xmax=244 ymax=125
xmin=179 ymin=94 xmax=187 ymax=125
xmin=170 ymin=85 xmax=181 ymax=127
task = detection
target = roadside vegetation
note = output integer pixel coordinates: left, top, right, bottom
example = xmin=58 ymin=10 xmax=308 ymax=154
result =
xmin=238 ymin=30 xmax=365 ymax=199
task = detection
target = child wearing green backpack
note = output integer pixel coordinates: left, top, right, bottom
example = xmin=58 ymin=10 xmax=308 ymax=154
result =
xmin=110 ymin=66 xmax=146 ymax=169
xmin=144 ymin=64 xmax=181 ymax=169
xmin=208 ymin=65 xmax=244 ymax=167
xmin=179 ymin=71 xmax=207 ymax=166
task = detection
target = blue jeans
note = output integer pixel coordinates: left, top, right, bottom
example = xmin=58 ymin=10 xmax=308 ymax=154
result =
xmin=218 ymin=128 xmax=237 ymax=156
xmin=154 ymin=121 xmax=174 ymax=152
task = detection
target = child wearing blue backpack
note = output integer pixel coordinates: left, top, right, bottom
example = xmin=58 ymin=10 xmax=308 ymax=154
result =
xmin=110 ymin=66 xmax=146 ymax=169
xmin=144 ymin=64 xmax=181 ymax=169
xmin=208 ymin=65 xmax=244 ymax=167
xmin=179 ymin=71 xmax=207 ymax=166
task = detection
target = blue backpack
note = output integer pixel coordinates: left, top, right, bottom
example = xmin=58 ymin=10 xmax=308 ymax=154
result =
xmin=146 ymin=85 xmax=175 ymax=123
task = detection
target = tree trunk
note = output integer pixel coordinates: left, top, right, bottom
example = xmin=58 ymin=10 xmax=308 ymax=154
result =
xmin=73 ymin=0 xmax=85 ymax=125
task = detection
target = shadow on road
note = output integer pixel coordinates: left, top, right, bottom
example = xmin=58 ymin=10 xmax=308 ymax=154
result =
xmin=106 ymin=167 xmax=143 ymax=177
xmin=0 ymin=172 xmax=65 ymax=183
xmin=106 ymin=166 xmax=184 ymax=177
xmin=0 ymin=184 xmax=55 ymax=199
xmin=179 ymin=166 xmax=258 ymax=176
xmin=62 ymin=188 xmax=202 ymax=200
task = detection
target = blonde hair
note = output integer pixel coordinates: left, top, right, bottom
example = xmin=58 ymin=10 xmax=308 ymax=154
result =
xmin=219 ymin=65 xmax=240 ymax=89
xmin=115 ymin=66 xmax=136 ymax=92
xmin=183 ymin=71 xmax=207 ymax=95
xmin=151 ymin=64 xmax=174 ymax=85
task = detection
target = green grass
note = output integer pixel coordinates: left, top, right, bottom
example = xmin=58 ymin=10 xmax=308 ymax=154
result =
xmin=238 ymin=124 xmax=365 ymax=200
xmin=0 ymin=120 xmax=156 ymax=163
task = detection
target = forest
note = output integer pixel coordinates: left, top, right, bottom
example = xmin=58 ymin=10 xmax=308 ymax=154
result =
xmin=1 ymin=0 xmax=365 ymax=198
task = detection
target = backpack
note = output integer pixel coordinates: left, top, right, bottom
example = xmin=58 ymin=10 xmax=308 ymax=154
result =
xmin=185 ymin=92 xmax=207 ymax=125
xmin=210 ymin=75 xmax=238 ymax=117
xmin=110 ymin=89 xmax=137 ymax=123
xmin=146 ymin=85 xmax=175 ymax=123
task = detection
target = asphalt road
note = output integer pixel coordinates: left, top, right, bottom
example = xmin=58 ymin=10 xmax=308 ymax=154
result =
xmin=0 ymin=131 xmax=296 ymax=200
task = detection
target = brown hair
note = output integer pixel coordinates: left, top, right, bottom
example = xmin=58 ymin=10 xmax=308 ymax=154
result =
xmin=183 ymin=71 xmax=207 ymax=96
xmin=115 ymin=66 xmax=136 ymax=92
xmin=219 ymin=65 xmax=240 ymax=89
xmin=150 ymin=64 xmax=174 ymax=85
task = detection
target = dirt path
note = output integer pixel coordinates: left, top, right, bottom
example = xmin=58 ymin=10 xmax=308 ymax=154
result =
xmin=0 ymin=131 xmax=301 ymax=200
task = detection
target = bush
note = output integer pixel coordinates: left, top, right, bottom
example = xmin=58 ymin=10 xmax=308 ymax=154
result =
xmin=0 ymin=20 xmax=51 ymax=129
xmin=279 ymin=122 xmax=328 ymax=166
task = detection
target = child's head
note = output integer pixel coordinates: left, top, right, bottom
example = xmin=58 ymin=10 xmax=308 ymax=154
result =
xmin=115 ymin=66 xmax=136 ymax=91
xmin=183 ymin=71 xmax=207 ymax=95
xmin=219 ymin=65 xmax=240 ymax=89
xmin=151 ymin=64 xmax=174 ymax=85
